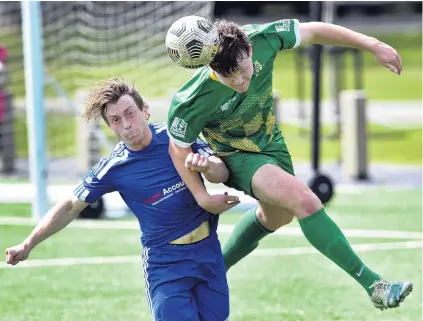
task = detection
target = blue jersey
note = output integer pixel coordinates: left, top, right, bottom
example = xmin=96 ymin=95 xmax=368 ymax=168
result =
xmin=73 ymin=121 xmax=217 ymax=248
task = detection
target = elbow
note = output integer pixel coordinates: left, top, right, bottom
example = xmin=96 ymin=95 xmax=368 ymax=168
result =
xmin=206 ymin=168 xmax=229 ymax=184
xmin=206 ymin=176 xmax=223 ymax=184
xmin=219 ymin=169 xmax=230 ymax=184
xmin=68 ymin=194 xmax=88 ymax=218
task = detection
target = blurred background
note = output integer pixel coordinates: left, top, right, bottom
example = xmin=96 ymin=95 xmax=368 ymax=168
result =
xmin=0 ymin=2 xmax=421 ymax=321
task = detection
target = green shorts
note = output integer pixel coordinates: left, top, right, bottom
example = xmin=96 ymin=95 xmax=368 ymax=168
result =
xmin=222 ymin=129 xmax=294 ymax=198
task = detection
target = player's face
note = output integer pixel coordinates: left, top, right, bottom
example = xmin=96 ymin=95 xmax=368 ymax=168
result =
xmin=105 ymin=94 xmax=152 ymax=151
xmin=214 ymin=45 xmax=254 ymax=93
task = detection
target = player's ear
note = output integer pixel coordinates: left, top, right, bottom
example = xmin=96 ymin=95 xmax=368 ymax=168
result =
xmin=142 ymin=103 xmax=150 ymax=120
xmin=248 ymin=44 xmax=253 ymax=57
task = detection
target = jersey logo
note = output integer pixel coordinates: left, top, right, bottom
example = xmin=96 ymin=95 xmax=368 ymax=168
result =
xmin=275 ymin=19 xmax=291 ymax=32
xmin=220 ymin=96 xmax=236 ymax=111
xmin=163 ymin=180 xmax=186 ymax=196
xmin=170 ymin=117 xmax=188 ymax=138
xmin=142 ymin=180 xmax=187 ymax=205
xmin=254 ymin=60 xmax=263 ymax=75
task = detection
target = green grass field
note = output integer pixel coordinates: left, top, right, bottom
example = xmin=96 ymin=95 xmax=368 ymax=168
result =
xmin=12 ymin=111 xmax=423 ymax=165
xmin=0 ymin=188 xmax=421 ymax=321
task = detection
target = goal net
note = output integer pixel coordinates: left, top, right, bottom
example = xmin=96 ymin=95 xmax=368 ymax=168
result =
xmin=0 ymin=1 xmax=214 ymax=217
xmin=0 ymin=1 xmax=214 ymax=180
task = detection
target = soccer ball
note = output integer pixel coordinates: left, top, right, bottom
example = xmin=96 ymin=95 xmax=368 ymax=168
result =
xmin=166 ymin=16 xmax=220 ymax=69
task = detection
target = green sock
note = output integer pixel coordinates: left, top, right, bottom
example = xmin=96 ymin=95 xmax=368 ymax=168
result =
xmin=299 ymin=208 xmax=381 ymax=295
xmin=222 ymin=207 xmax=272 ymax=271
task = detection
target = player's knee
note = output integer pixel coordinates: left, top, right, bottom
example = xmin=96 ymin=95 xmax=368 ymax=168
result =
xmin=255 ymin=206 xmax=264 ymax=219
xmin=256 ymin=205 xmax=294 ymax=226
xmin=298 ymin=188 xmax=322 ymax=215
xmin=285 ymin=213 xmax=294 ymax=224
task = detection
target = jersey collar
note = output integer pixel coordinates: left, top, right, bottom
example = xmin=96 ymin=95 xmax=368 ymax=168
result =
xmin=209 ymin=70 xmax=220 ymax=82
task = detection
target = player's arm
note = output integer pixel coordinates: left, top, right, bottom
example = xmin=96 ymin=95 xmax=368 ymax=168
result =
xmin=299 ymin=22 xmax=402 ymax=74
xmin=186 ymin=153 xmax=229 ymax=184
xmin=25 ymin=195 xmax=87 ymax=250
xmin=167 ymin=97 xmax=214 ymax=205
xmin=169 ymin=140 xmax=239 ymax=214
xmin=300 ymin=22 xmax=377 ymax=50
xmin=5 ymin=195 xmax=88 ymax=265
xmin=5 ymin=158 xmax=115 ymax=266
xmin=168 ymin=95 xmax=239 ymax=213
xmin=169 ymin=141 xmax=210 ymax=200
xmin=201 ymin=155 xmax=229 ymax=184
xmin=187 ymin=137 xmax=229 ymax=184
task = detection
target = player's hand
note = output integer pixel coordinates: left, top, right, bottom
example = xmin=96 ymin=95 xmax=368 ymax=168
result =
xmin=197 ymin=192 xmax=240 ymax=214
xmin=5 ymin=243 xmax=31 ymax=266
xmin=371 ymin=41 xmax=402 ymax=75
xmin=185 ymin=152 xmax=209 ymax=173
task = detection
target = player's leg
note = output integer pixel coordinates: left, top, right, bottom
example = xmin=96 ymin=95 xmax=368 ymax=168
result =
xmin=149 ymin=282 xmax=199 ymax=321
xmin=194 ymin=281 xmax=229 ymax=321
xmin=193 ymin=232 xmax=230 ymax=321
xmin=222 ymin=201 xmax=293 ymax=270
xmin=142 ymin=247 xmax=200 ymax=321
xmin=221 ymin=139 xmax=295 ymax=271
xmin=222 ymin=127 xmax=373 ymax=283
xmin=251 ymin=163 xmax=413 ymax=308
xmin=222 ymin=129 xmax=412 ymax=308
xmin=252 ymin=163 xmax=382 ymax=290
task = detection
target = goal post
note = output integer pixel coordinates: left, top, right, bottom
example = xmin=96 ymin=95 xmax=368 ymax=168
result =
xmin=21 ymin=0 xmax=48 ymax=220
xmin=4 ymin=1 xmax=215 ymax=219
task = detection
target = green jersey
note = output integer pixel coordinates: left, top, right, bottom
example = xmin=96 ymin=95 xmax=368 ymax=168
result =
xmin=168 ymin=19 xmax=301 ymax=156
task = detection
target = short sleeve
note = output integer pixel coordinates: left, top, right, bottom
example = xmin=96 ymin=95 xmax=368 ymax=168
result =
xmin=167 ymin=88 xmax=210 ymax=148
xmin=250 ymin=19 xmax=301 ymax=52
xmin=73 ymin=157 xmax=116 ymax=203
xmin=191 ymin=137 xmax=216 ymax=157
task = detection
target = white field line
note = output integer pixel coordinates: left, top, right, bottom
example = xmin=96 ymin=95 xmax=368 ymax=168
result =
xmin=0 ymin=184 xmax=418 ymax=205
xmin=0 ymin=216 xmax=421 ymax=240
xmin=0 ymin=241 xmax=421 ymax=270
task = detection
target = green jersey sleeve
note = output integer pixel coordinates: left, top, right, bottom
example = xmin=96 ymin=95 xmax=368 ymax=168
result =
xmin=167 ymin=72 xmax=213 ymax=148
xmin=246 ymin=19 xmax=301 ymax=53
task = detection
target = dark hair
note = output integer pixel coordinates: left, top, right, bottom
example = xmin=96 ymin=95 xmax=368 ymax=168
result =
xmin=83 ymin=78 xmax=145 ymax=125
xmin=209 ymin=19 xmax=250 ymax=77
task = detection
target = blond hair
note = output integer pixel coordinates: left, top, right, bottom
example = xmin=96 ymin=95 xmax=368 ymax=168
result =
xmin=82 ymin=78 xmax=145 ymax=124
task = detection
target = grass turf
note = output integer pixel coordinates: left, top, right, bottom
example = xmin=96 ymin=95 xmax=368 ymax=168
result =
xmin=0 ymin=189 xmax=421 ymax=321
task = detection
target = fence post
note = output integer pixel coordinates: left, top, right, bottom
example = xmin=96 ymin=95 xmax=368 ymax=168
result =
xmin=340 ymin=90 xmax=368 ymax=180
xmin=0 ymin=91 xmax=16 ymax=173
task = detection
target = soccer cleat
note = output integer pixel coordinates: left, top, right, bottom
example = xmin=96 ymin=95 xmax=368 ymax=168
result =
xmin=369 ymin=279 xmax=413 ymax=310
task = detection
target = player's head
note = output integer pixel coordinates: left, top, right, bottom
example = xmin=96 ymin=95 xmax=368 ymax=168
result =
xmin=83 ymin=78 xmax=152 ymax=150
xmin=209 ymin=19 xmax=253 ymax=93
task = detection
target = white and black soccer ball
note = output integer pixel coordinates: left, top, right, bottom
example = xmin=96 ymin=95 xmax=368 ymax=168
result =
xmin=166 ymin=16 xmax=220 ymax=69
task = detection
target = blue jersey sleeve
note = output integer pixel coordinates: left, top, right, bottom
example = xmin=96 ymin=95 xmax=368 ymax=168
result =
xmin=191 ymin=137 xmax=216 ymax=157
xmin=73 ymin=157 xmax=116 ymax=203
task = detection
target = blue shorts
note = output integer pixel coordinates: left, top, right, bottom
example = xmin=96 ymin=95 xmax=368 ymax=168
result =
xmin=142 ymin=231 xmax=229 ymax=321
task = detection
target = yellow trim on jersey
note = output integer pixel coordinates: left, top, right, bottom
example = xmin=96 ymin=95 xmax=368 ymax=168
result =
xmin=209 ymin=70 xmax=220 ymax=82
